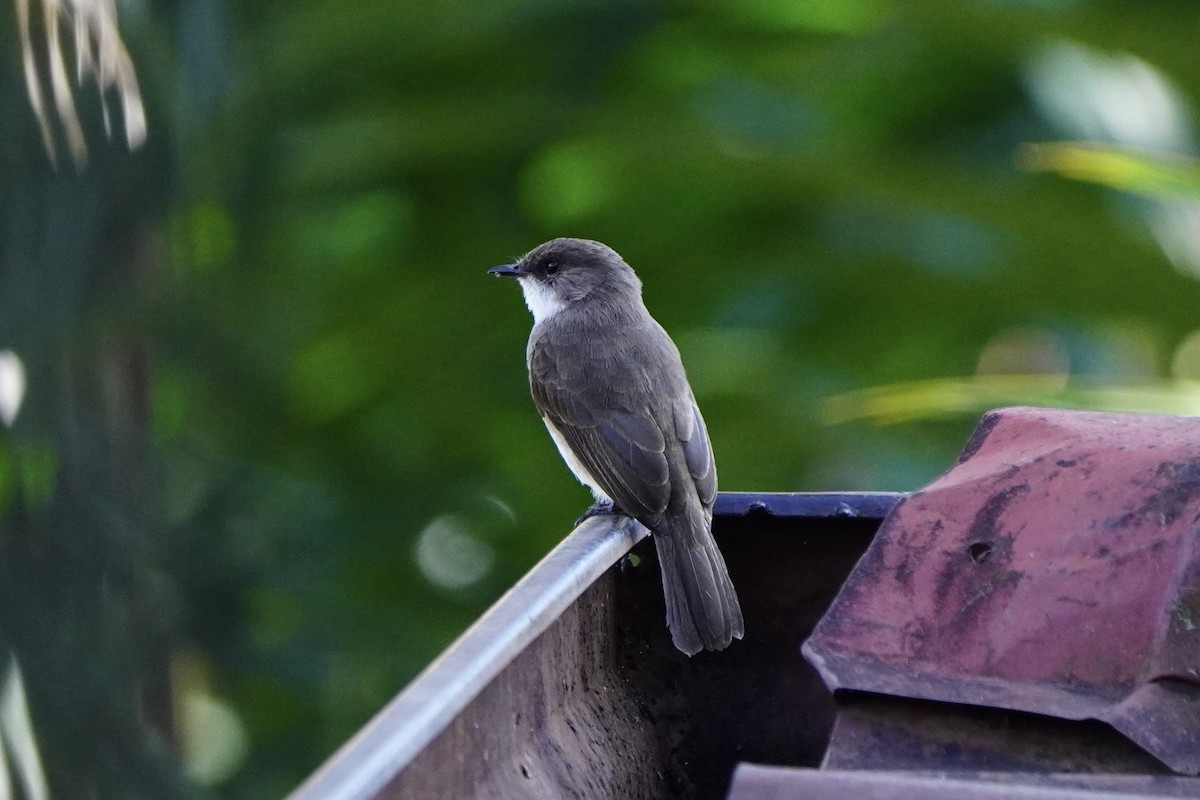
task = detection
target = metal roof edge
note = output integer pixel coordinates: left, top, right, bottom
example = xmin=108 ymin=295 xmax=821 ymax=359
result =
xmin=288 ymin=514 xmax=648 ymax=800
xmin=288 ymin=491 xmax=897 ymax=800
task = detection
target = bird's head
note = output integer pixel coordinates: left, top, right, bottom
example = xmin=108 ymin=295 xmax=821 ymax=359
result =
xmin=489 ymin=238 xmax=642 ymax=323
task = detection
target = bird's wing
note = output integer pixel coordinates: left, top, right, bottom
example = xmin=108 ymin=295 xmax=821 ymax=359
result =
xmin=674 ymin=396 xmax=717 ymax=510
xmin=530 ymin=335 xmax=671 ymax=520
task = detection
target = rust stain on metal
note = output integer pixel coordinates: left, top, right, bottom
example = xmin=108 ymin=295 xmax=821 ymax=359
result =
xmin=803 ymin=407 xmax=1200 ymax=775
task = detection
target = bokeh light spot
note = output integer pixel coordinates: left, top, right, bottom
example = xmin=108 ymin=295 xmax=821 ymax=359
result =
xmin=519 ymin=140 xmax=619 ymax=224
xmin=174 ymin=202 xmax=237 ymax=275
xmin=289 ymin=332 xmax=386 ymax=423
xmin=0 ymin=351 xmax=26 ymax=428
xmin=1171 ymin=329 xmax=1200 ymax=380
xmin=977 ymin=327 xmax=1070 ymax=384
xmin=415 ymin=516 xmax=495 ymax=590
xmin=718 ymin=0 xmax=888 ymax=34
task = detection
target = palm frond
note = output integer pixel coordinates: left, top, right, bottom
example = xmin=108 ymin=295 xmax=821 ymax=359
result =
xmin=15 ymin=0 xmax=147 ymax=168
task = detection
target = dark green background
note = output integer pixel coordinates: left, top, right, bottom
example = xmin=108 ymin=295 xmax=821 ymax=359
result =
xmin=4 ymin=0 xmax=1200 ymax=796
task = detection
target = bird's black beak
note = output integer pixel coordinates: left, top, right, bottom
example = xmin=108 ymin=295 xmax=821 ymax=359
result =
xmin=488 ymin=262 xmax=524 ymax=278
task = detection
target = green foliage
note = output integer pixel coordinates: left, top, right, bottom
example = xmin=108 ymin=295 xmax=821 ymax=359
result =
xmin=6 ymin=0 xmax=1200 ymax=797
xmin=1022 ymin=142 xmax=1200 ymax=200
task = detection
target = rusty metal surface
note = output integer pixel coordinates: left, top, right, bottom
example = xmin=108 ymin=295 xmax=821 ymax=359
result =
xmin=803 ymin=407 xmax=1200 ymax=775
xmin=727 ymin=764 xmax=1200 ymax=800
xmin=290 ymin=493 xmax=892 ymax=800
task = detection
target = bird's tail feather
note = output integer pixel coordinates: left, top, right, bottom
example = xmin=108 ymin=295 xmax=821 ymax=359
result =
xmin=653 ymin=513 xmax=744 ymax=655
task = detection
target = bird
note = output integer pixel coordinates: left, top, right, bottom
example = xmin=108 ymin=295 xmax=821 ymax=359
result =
xmin=489 ymin=237 xmax=744 ymax=655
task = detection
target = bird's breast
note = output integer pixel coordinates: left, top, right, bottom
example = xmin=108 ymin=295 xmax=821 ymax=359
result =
xmin=541 ymin=416 xmax=612 ymax=504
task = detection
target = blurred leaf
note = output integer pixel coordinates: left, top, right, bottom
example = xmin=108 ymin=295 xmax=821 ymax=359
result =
xmin=16 ymin=0 xmax=147 ymax=167
xmin=287 ymin=331 xmax=387 ymax=423
xmin=1020 ymin=142 xmax=1200 ymax=198
xmin=0 ymin=656 xmax=49 ymax=800
xmin=16 ymin=443 xmax=56 ymax=512
xmin=823 ymin=375 xmax=1200 ymax=425
xmin=173 ymin=203 xmax=238 ymax=276
xmin=702 ymin=0 xmax=890 ymax=34
xmin=519 ymin=139 xmax=621 ymax=224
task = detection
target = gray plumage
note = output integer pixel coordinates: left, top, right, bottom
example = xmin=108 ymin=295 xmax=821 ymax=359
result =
xmin=489 ymin=237 xmax=744 ymax=655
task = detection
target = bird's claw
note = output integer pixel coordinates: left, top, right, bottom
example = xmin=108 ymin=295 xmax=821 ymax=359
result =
xmin=575 ymin=500 xmax=618 ymax=527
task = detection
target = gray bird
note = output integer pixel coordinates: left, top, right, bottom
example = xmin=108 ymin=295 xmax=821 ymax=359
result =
xmin=489 ymin=237 xmax=744 ymax=655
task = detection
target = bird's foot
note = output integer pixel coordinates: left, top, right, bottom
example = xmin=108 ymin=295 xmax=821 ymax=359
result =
xmin=575 ymin=500 xmax=619 ymax=527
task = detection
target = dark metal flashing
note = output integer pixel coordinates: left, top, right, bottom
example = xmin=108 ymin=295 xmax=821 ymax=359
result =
xmin=715 ymin=491 xmax=904 ymax=520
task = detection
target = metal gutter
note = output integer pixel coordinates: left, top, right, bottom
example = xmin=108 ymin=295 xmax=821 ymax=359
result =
xmin=289 ymin=492 xmax=901 ymax=800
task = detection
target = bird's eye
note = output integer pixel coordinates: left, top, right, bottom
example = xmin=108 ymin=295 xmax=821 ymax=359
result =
xmin=544 ymin=260 xmax=560 ymax=275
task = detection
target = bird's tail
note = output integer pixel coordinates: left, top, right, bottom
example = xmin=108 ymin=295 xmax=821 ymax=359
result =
xmin=653 ymin=510 xmax=744 ymax=655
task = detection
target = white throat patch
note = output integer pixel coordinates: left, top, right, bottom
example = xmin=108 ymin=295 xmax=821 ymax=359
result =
xmin=518 ymin=278 xmax=566 ymax=323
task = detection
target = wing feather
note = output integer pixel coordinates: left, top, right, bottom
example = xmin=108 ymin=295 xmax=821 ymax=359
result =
xmin=530 ymin=334 xmax=670 ymax=519
xmin=676 ymin=398 xmax=717 ymax=508
xmin=528 ymin=314 xmax=715 ymax=524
